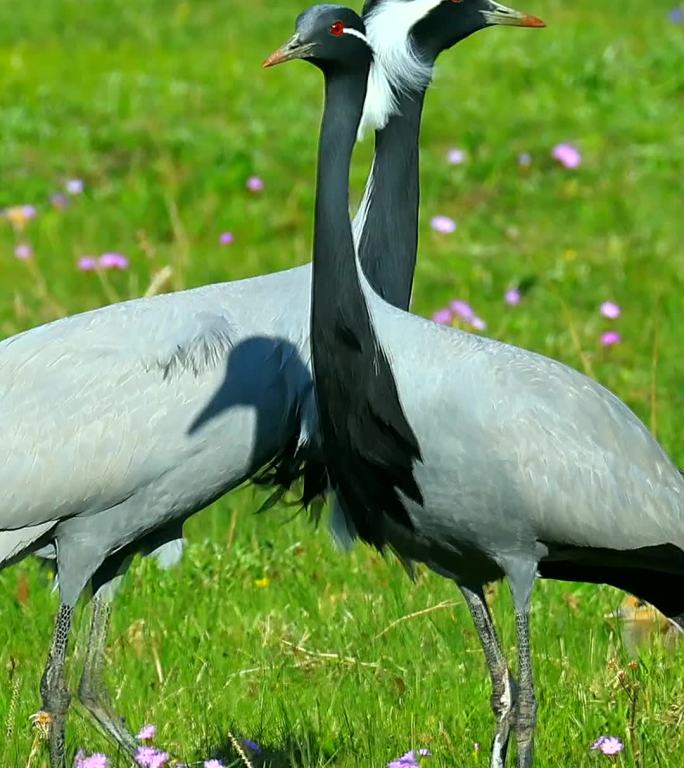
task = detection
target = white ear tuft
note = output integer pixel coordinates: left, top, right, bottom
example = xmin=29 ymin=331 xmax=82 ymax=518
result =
xmin=358 ymin=0 xmax=438 ymax=139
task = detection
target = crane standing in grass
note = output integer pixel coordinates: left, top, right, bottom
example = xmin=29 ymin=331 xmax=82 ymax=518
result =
xmin=0 ymin=0 xmax=540 ymax=763
xmin=265 ymin=6 xmax=684 ymax=768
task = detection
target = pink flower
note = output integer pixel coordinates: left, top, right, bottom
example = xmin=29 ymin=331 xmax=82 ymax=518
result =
xmin=14 ymin=243 xmax=33 ymax=260
xmin=246 ymin=176 xmax=264 ymax=193
xmin=448 ymin=299 xmax=486 ymax=331
xmin=600 ymin=331 xmax=621 ymax=347
xmin=137 ymin=724 xmax=156 ymax=740
xmin=50 ymin=193 xmax=69 ymax=209
xmin=450 ymin=300 xmax=475 ymax=322
xmin=600 ymin=301 xmax=621 ymax=319
xmin=591 ymin=736 xmax=624 ymax=756
xmin=66 ymin=179 xmax=84 ymax=195
xmin=99 ymin=253 xmax=129 ymax=270
xmin=431 ymin=215 xmax=457 ymax=234
xmin=135 ymin=746 xmax=169 ymax=768
xmin=77 ymin=256 xmax=98 ymax=271
xmin=552 ymin=143 xmax=582 ymax=169
xmin=219 ymin=232 xmax=235 ymax=245
xmin=505 ymin=288 xmax=521 ymax=306
xmin=387 ymin=748 xmax=431 ymax=767
xmin=432 ymin=308 xmax=452 ymax=325
xmin=74 ymin=753 xmax=110 ymax=768
xmin=446 ymin=148 xmax=466 ymax=165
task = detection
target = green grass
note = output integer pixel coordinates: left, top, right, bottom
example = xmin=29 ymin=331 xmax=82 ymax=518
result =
xmin=1 ymin=0 xmax=683 ymax=765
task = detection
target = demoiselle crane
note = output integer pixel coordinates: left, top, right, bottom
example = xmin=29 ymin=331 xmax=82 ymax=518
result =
xmin=266 ymin=8 xmax=684 ymax=768
xmin=0 ymin=1 xmax=539 ymax=762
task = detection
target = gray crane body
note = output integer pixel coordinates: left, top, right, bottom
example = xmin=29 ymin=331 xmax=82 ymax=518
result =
xmin=0 ymin=265 xmax=314 ymax=603
xmin=365 ymin=295 xmax=684 ymax=586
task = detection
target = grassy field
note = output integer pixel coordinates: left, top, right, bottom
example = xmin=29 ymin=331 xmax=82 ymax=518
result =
xmin=1 ymin=0 xmax=683 ymax=765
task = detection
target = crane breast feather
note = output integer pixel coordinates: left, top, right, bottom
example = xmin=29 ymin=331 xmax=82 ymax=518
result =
xmin=151 ymin=313 xmax=235 ymax=381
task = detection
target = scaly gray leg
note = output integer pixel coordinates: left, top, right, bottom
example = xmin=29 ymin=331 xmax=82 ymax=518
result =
xmin=78 ymin=594 xmax=139 ymax=756
xmin=39 ymin=603 xmax=73 ymax=768
xmin=507 ymin=567 xmax=537 ymax=768
xmin=460 ymin=584 xmax=517 ymax=768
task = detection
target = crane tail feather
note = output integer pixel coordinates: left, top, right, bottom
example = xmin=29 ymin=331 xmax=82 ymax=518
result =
xmin=0 ymin=523 xmax=56 ymax=570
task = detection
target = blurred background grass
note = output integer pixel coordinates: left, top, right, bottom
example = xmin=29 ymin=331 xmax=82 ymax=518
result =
xmin=0 ymin=0 xmax=683 ymax=765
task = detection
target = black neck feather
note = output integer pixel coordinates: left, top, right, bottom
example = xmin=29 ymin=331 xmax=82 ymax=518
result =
xmin=358 ymin=89 xmax=426 ymax=311
xmin=311 ymin=64 xmax=423 ymax=549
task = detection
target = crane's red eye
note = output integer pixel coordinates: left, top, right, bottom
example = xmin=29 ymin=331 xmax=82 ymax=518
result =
xmin=329 ymin=21 xmax=345 ymax=36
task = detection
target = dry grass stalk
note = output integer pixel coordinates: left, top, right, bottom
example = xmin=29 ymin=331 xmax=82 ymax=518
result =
xmin=227 ymin=731 xmax=255 ymax=768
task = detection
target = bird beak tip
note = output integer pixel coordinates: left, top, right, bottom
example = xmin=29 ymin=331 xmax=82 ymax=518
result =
xmin=263 ymin=51 xmax=284 ymax=68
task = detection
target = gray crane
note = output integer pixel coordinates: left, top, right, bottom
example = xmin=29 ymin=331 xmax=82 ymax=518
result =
xmin=0 ymin=1 xmax=536 ymax=762
xmin=267 ymin=7 xmax=684 ymax=768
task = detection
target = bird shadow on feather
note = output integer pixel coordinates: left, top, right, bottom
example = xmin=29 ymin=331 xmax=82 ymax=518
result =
xmin=186 ymin=335 xmax=319 ymax=503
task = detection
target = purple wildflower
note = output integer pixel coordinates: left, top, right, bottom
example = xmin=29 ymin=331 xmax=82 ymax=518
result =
xmin=449 ymin=299 xmax=486 ymax=331
xmin=77 ymin=256 xmax=98 ymax=271
xmin=14 ymin=243 xmax=33 ymax=260
xmin=246 ymin=176 xmax=264 ymax=193
xmin=387 ymin=748 xmax=432 ymax=768
xmin=591 ymin=736 xmax=624 ymax=756
xmin=552 ymin=143 xmax=582 ymax=169
xmin=505 ymin=288 xmax=521 ymax=306
xmin=137 ymin=724 xmax=156 ymax=740
xmin=431 ymin=215 xmax=457 ymax=234
xmin=446 ymin=148 xmax=466 ymax=165
xmin=66 ymin=178 xmax=84 ymax=195
xmin=74 ymin=753 xmax=110 ymax=768
xmin=204 ymin=761 xmax=225 ymax=768
xmin=99 ymin=253 xmax=129 ymax=270
xmin=432 ymin=308 xmax=452 ymax=325
xmin=670 ymin=6 xmax=683 ymax=23
xmin=135 ymin=746 xmax=169 ymax=768
xmin=219 ymin=231 xmax=235 ymax=245
xmin=450 ymin=300 xmax=475 ymax=322
xmin=600 ymin=301 xmax=621 ymax=319
xmin=50 ymin=193 xmax=70 ymax=210
xmin=242 ymin=739 xmax=262 ymax=754
xmin=600 ymin=331 xmax=621 ymax=347
xmin=518 ymin=152 xmax=532 ymax=167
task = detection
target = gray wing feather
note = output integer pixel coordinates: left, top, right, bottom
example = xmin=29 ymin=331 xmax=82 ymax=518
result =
xmin=0 ymin=292 xmax=240 ymax=531
xmin=375 ymin=302 xmax=683 ymax=551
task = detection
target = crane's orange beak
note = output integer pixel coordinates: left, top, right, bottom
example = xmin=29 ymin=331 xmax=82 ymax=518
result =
xmin=263 ymin=35 xmax=316 ymax=68
xmin=481 ymin=1 xmax=545 ymax=28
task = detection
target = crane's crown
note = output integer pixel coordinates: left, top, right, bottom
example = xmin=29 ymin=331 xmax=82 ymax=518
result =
xmin=263 ymin=5 xmax=371 ymax=71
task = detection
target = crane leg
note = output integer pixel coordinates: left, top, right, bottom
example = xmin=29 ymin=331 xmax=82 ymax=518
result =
xmin=78 ymin=594 xmax=139 ymax=756
xmin=460 ymin=584 xmax=517 ymax=768
xmin=38 ymin=603 xmax=73 ymax=768
xmin=508 ymin=569 xmax=537 ymax=768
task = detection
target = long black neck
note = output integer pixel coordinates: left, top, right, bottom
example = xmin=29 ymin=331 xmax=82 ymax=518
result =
xmin=312 ymin=70 xmax=368 ymax=341
xmin=312 ymin=64 xmax=423 ymax=549
xmin=357 ymin=87 xmax=427 ymax=310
